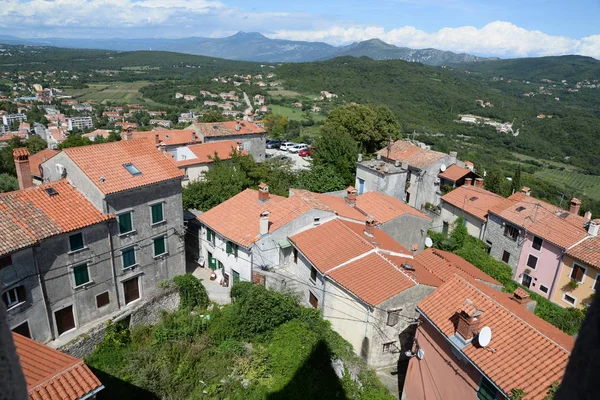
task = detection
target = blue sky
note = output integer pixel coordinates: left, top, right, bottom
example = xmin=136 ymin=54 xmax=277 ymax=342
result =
xmin=1 ymin=0 xmax=599 ymax=58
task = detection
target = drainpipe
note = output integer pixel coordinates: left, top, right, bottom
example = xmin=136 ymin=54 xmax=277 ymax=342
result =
xmin=548 ymin=249 xmax=566 ymax=300
xmin=321 ymin=276 xmax=327 ymax=314
xmin=107 ymin=221 xmax=122 ymax=310
xmin=32 ymin=246 xmax=54 ymax=341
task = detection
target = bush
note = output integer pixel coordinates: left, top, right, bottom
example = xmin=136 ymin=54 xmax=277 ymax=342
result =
xmin=172 ymin=274 xmax=209 ymax=311
xmin=455 ymin=236 xmax=514 ymax=285
xmin=230 ymin=281 xmax=254 ymax=301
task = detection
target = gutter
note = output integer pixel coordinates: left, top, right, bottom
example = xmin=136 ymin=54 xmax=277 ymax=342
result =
xmin=79 ymin=385 xmax=105 ymax=400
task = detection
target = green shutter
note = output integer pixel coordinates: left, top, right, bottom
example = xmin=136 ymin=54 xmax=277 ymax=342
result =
xmin=477 ymin=378 xmax=497 ymax=400
xmin=122 ymin=247 xmax=136 ymax=268
xmin=151 ymin=204 xmax=164 ymax=224
xmin=209 ymin=256 xmax=217 ymax=270
xmin=232 ymin=270 xmax=240 ymax=283
xmin=69 ymin=233 xmax=84 ymax=251
xmin=226 ymin=241 xmax=232 ymax=254
xmin=153 ymin=236 xmax=166 ymax=256
xmin=233 ymin=244 xmax=238 ymax=257
xmin=73 ymin=264 xmax=89 ymax=286
xmin=118 ymin=212 xmax=133 ymax=234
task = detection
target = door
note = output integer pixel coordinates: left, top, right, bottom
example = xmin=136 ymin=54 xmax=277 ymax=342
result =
xmin=208 ymin=251 xmax=216 ymax=270
xmin=232 ymin=269 xmax=240 ymax=284
xmin=123 ymin=277 xmax=140 ymax=304
xmin=358 ymin=178 xmax=365 ymax=194
xmin=521 ymin=273 xmax=532 ymax=289
xmin=55 ymin=306 xmax=75 ymax=335
xmin=12 ymin=321 xmax=31 ymax=338
xmin=442 ymin=222 xmax=449 ymax=235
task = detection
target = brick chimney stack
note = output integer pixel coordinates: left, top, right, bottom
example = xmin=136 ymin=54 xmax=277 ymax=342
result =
xmin=475 ymin=178 xmax=484 ymax=187
xmin=584 ymin=211 xmax=592 ymax=221
xmin=345 ymin=186 xmax=358 ymax=206
xmin=13 ymin=148 xmax=32 ymax=190
xmin=364 ymin=216 xmax=377 ymax=237
xmin=464 ymin=178 xmax=473 ymax=186
xmin=154 ymin=133 xmax=160 ymax=146
xmin=258 ymin=182 xmax=270 ymax=202
xmin=456 ymin=300 xmax=483 ymax=341
xmin=122 ymin=130 xmax=133 ymax=141
xmin=570 ymin=198 xmax=582 ymax=216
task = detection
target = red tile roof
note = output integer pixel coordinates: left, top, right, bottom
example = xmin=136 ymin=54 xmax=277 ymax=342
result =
xmin=567 ymin=234 xmax=600 ymax=269
xmin=175 ymin=140 xmax=241 ymax=167
xmin=441 ymin=185 xmax=505 ymax=221
xmin=385 ymin=255 xmax=444 ymax=287
xmin=328 ymin=252 xmax=416 ymax=306
xmin=63 ymin=139 xmax=184 ymax=195
xmin=438 ymin=164 xmax=478 ymax=182
xmin=415 ymin=248 xmax=501 ymax=286
xmin=189 ymin=121 xmax=266 ymax=138
xmin=417 ymin=276 xmax=572 ymax=399
xmin=312 ymin=194 xmax=365 ymax=221
xmin=82 ymin=129 xmax=110 ymax=139
xmin=355 ymin=191 xmax=429 ymax=222
xmin=29 ymin=149 xmax=59 ymax=177
xmin=13 ymin=333 xmax=103 ymax=400
xmin=130 ymin=130 xmax=199 ymax=146
xmin=489 ymin=192 xmax=588 ymax=249
xmin=0 ymin=180 xmax=113 ymax=256
xmin=339 ymin=219 xmax=411 ymax=256
xmin=377 ymin=140 xmax=446 ymax=169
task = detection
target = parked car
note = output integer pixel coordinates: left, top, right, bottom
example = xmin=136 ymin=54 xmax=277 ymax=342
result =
xmin=298 ymin=148 xmax=311 ymax=157
xmin=266 ymin=139 xmax=281 ymax=149
xmin=280 ymin=142 xmax=296 ymax=151
xmin=288 ymin=144 xmax=308 ymax=153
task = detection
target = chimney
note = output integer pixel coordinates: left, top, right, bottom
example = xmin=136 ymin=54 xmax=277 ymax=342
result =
xmin=520 ymin=187 xmax=531 ymax=196
xmin=13 ymin=148 xmax=32 ymax=189
xmin=259 ymin=211 xmax=270 ymax=236
xmin=237 ymin=141 xmax=243 ymax=152
xmin=570 ymin=198 xmax=582 ymax=216
xmin=589 ymin=219 xmax=600 ymax=237
xmin=465 ymin=161 xmax=474 ymax=171
xmin=364 ymin=216 xmax=377 ymax=237
xmin=376 ymin=153 xmax=381 ymax=160
xmin=345 ymin=186 xmax=358 ymax=206
xmin=258 ymin=182 xmax=270 ymax=202
xmin=395 ymin=159 xmax=401 ymax=167
xmin=235 ymin=122 xmax=240 ymax=131
xmin=512 ymin=288 xmax=537 ymax=313
xmin=584 ymin=211 xmax=592 ymax=221
xmin=122 ymin=130 xmax=133 ymax=141
xmin=158 ymin=142 xmax=167 ymax=156
xmin=357 ymin=153 xmax=363 ymax=162
xmin=464 ymin=178 xmax=473 ymax=186
xmin=455 ymin=300 xmax=483 ymax=342
xmin=154 ymin=133 xmax=160 ymax=146
xmin=475 ymin=178 xmax=484 ymax=187
xmin=401 ymin=161 xmax=408 ymax=170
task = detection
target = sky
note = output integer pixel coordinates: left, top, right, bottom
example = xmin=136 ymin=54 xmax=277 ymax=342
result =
xmin=1 ymin=0 xmax=600 ymax=58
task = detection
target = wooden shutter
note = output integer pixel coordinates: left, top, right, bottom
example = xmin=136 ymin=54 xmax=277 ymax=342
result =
xmin=575 ymin=266 xmax=585 ymax=281
xmin=124 ymin=277 xmax=140 ymax=304
xmin=55 ymin=306 xmax=75 ymax=335
xmin=16 ymin=286 xmax=26 ymax=303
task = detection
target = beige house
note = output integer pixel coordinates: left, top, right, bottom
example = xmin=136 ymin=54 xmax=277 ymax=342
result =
xmin=170 ymin=140 xmax=242 ymax=185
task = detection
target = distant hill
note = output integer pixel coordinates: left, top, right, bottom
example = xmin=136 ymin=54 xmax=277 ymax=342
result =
xmin=0 ymin=32 xmax=491 ymax=66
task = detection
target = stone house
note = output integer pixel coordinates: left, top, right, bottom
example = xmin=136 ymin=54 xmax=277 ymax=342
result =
xmin=171 ymin=140 xmax=243 ymax=186
xmin=187 ymin=121 xmax=267 ymax=161
xmin=438 ymin=164 xmax=482 ymax=189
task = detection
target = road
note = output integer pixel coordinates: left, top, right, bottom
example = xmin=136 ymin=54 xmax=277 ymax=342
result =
xmin=266 ymin=148 xmax=311 ymax=171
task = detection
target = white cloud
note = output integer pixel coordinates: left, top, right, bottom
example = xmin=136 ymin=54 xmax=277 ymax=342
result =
xmin=269 ymin=21 xmax=600 ymax=59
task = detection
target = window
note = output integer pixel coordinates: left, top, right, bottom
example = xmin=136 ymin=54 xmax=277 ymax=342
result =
xmin=539 ymin=285 xmax=549 ymax=294
xmin=123 ymin=277 xmax=140 ymax=304
xmin=563 ymin=293 xmax=576 ymax=306
xmin=55 ymin=306 xmax=75 ymax=335
xmin=477 ymin=377 xmax=498 ymax=400
xmin=151 ymin=203 xmax=164 ymax=225
xmin=122 ymin=247 xmax=136 ymax=269
xmin=532 ymin=236 xmax=543 ymax=251
xmin=293 ymin=248 xmax=298 ymax=264
xmin=2 ymin=286 xmax=25 ymax=309
xmin=232 ymin=269 xmax=240 ymax=283
xmin=442 ymin=222 xmax=449 ymax=235
xmin=69 ymin=233 xmax=84 ymax=252
xmin=12 ymin=321 xmax=31 ymax=338
xmin=73 ymin=264 xmax=90 ymax=287
xmin=153 ymin=236 xmax=167 ymax=257
xmin=382 ymin=341 xmax=396 ymax=354
xmin=502 ymin=250 xmax=510 ymax=264
xmin=309 ymin=292 xmax=318 ymax=308
xmin=0 ymin=255 xmax=12 ymax=270
xmin=310 ymin=266 xmax=317 ymax=282
xmin=206 ymin=228 xmax=215 ymax=245
xmin=526 ymin=254 xmax=538 ymax=270
xmin=226 ymin=241 xmax=238 ymax=257
xmin=570 ymin=263 xmax=586 ymax=283
xmin=594 ymin=274 xmax=600 ymax=292
xmin=387 ymin=311 xmax=399 ymax=327
xmin=504 ymin=225 xmax=519 ymax=241
xmin=118 ymin=212 xmax=133 ymax=234
xmin=123 ymin=163 xmax=142 ymax=176
xmin=96 ymin=292 xmax=110 ymax=308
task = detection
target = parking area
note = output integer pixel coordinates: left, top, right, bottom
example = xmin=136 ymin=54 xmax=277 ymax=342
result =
xmin=266 ymin=148 xmax=311 ymax=170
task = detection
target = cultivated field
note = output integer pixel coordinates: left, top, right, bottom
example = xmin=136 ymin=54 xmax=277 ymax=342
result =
xmin=64 ymin=81 xmax=163 ymax=106
xmin=534 ymin=169 xmax=600 ymax=200
xmin=270 ymin=105 xmax=326 ymax=122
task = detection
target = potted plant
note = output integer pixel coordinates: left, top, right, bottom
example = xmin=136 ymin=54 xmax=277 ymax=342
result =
xmin=567 ymin=280 xmax=579 ymax=291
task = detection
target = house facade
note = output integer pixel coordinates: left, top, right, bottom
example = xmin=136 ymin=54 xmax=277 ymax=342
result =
xmin=170 ymin=140 xmax=242 ymax=186
xmin=187 ymin=121 xmax=267 ymax=161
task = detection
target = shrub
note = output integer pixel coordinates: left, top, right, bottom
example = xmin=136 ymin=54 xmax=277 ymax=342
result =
xmin=172 ymin=274 xmax=209 ymax=311
xmin=230 ymin=281 xmax=254 ymax=301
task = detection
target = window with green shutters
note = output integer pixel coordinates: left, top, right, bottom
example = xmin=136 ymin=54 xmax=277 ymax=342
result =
xmin=226 ymin=241 xmax=238 ymax=257
xmin=151 ymin=203 xmax=164 ymax=224
xmin=477 ymin=377 xmax=497 ymax=400
xmin=122 ymin=247 xmax=136 ymax=269
xmin=206 ymin=228 xmax=215 ymax=245
xmin=118 ymin=212 xmax=133 ymax=234
xmin=69 ymin=233 xmax=84 ymax=252
xmin=73 ymin=264 xmax=90 ymax=287
xmin=153 ymin=236 xmax=167 ymax=257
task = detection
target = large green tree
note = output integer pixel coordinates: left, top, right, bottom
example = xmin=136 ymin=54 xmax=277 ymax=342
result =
xmin=0 ymin=173 xmax=18 ymax=193
xmin=263 ymin=114 xmax=289 ymax=139
xmin=312 ymin=126 xmax=358 ymax=186
xmin=59 ymin=134 xmax=93 ymax=149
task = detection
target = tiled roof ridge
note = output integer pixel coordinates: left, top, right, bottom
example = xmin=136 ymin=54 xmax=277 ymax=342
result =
xmin=325 ymin=247 xmax=378 ymax=275
xmin=379 ymin=251 xmax=420 ymax=286
xmin=28 ymin=358 xmax=84 ymax=392
xmin=493 ymin=193 xmax=587 ymax=225
xmin=455 ymin=275 xmax=572 ymax=354
xmin=0 ymin=201 xmax=39 ymax=244
xmin=335 ymin=218 xmax=378 ymax=251
xmin=63 ymin=137 xmax=150 ymax=154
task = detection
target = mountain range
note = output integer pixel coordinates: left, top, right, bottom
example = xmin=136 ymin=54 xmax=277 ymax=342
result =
xmin=0 ymin=32 xmax=492 ymax=66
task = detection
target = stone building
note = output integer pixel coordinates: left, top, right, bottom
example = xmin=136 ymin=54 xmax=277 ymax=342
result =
xmin=187 ymin=121 xmax=267 ymax=161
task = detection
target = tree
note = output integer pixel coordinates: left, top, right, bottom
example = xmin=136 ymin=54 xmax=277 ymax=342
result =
xmin=297 ymin=164 xmax=346 ymax=193
xmin=484 ymin=170 xmax=503 ymax=195
xmin=25 ymin=135 xmax=48 ymax=154
xmin=59 ymin=134 xmax=93 ymax=149
xmin=511 ymin=164 xmax=522 ymax=195
xmin=321 ymin=104 xmax=401 ymax=154
xmin=0 ymin=173 xmax=18 ymax=193
xmin=263 ymin=114 xmax=289 ymax=139
xmin=200 ymin=109 xmax=227 ymax=123
xmin=313 ymin=126 xmax=358 ymax=186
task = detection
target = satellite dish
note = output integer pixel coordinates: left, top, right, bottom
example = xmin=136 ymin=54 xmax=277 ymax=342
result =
xmin=425 ymin=237 xmax=433 ymax=248
xmin=440 ymin=164 xmax=447 ymax=172
xmin=478 ymin=326 xmax=492 ymax=347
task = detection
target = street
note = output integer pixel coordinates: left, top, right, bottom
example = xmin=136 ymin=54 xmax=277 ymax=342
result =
xmin=266 ymin=148 xmax=311 ymax=170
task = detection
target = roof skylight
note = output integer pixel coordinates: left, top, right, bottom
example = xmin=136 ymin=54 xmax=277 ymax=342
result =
xmin=123 ymin=163 xmax=142 ymax=176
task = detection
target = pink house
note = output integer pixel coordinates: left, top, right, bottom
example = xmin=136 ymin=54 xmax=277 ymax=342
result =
xmin=404 ymin=276 xmax=573 ymax=400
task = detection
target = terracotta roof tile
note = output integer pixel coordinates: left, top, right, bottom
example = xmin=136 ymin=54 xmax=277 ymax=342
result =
xmin=29 ymin=148 xmax=59 ymax=177
xmin=82 ymin=129 xmax=111 ymax=139
xmin=174 ymin=140 xmax=242 ymax=167
xmin=438 ymin=164 xmax=478 ymax=182
xmin=0 ymin=180 xmax=113 ymax=256
xmin=567 ymin=235 xmax=600 ymax=269
xmin=63 ymin=139 xmax=183 ymax=195
xmin=130 ymin=130 xmax=200 ymax=146
xmin=414 ymin=248 xmax=501 ymax=286
xmin=385 ymin=255 xmax=444 ymax=287
xmin=312 ymin=194 xmax=365 ymax=221
xmin=13 ymin=333 xmax=103 ymax=400
xmin=441 ymin=185 xmax=505 ymax=221
xmin=328 ymin=252 xmax=416 ymax=306
xmin=377 ymin=140 xmax=446 ymax=169
xmin=190 ymin=121 xmax=265 ymax=138
xmin=339 ymin=219 xmax=411 ymax=256
xmin=489 ymin=192 xmax=588 ymax=249
xmin=355 ymin=191 xmax=429 ymax=222
xmin=417 ymin=276 xmax=573 ymax=399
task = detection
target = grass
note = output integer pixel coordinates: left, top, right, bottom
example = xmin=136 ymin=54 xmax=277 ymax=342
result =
xmin=534 ymin=169 xmax=600 ymax=200
xmin=64 ymin=81 xmax=163 ymax=106
xmin=267 ymin=89 xmax=304 ymax=98
xmin=270 ymin=105 xmax=326 ymax=122
xmin=511 ymin=152 xmax=579 ymax=171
